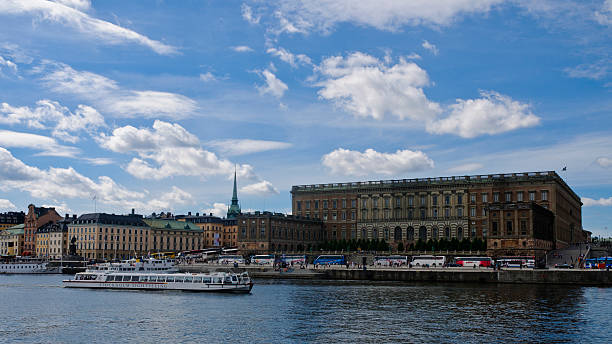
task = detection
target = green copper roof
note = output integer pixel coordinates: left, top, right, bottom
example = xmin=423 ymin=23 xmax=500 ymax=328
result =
xmin=143 ymin=219 xmax=202 ymax=232
xmin=1 ymin=223 xmax=24 ymax=235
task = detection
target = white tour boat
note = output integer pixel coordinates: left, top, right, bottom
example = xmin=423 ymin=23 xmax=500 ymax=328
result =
xmin=0 ymin=259 xmax=61 ymax=274
xmin=63 ymin=271 xmax=253 ymax=293
xmin=86 ymin=257 xmax=179 ymax=274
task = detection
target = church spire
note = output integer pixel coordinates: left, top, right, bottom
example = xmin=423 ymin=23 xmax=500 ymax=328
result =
xmin=227 ymin=166 xmax=241 ymax=219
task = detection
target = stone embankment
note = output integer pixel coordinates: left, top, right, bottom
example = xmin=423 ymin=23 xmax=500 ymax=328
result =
xmin=180 ymin=264 xmax=612 ymax=285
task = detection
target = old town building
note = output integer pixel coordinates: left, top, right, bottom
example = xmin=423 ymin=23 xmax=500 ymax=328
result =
xmin=292 ymin=171 xmax=583 ymax=255
xmin=35 ymin=215 xmax=75 ymax=259
xmin=0 ymin=211 xmax=25 ymax=231
xmin=181 ymin=213 xmax=238 ymax=248
xmin=68 ymin=211 xmax=149 ymax=260
xmin=237 ymin=211 xmax=324 ymax=254
xmin=144 ymin=218 xmax=203 ymax=254
xmin=0 ymin=224 xmax=24 ymax=256
xmin=23 ymin=205 xmax=62 ymax=256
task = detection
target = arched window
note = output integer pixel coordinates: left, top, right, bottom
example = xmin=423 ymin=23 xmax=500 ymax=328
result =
xmin=394 ymin=226 xmax=402 ymax=241
xmin=457 ymin=227 xmax=463 ymax=240
xmin=419 ymin=226 xmax=427 ymax=241
xmin=407 ymin=227 xmax=414 ymax=241
xmin=432 ymin=227 xmax=439 ymax=239
xmin=444 ymin=227 xmax=450 ymax=238
xmin=384 ymin=227 xmax=389 ymax=240
xmin=361 ymin=228 xmax=367 ymax=239
xmin=372 ymin=228 xmax=378 ymax=239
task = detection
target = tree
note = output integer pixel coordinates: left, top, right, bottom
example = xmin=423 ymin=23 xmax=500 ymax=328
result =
xmin=397 ymin=242 xmax=404 ymax=252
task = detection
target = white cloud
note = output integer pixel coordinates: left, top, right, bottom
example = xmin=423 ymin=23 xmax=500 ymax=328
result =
xmin=315 ymin=52 xmax=441 ymax=120
xmin=448 ymin=163 xmax=484 ymax=173
xmin=564 ymin=60 xmax=610 ymax=80
xmin=0 ymin=147 xmax=192 ymax=213
xmin=208 ymin=139 xmax=292 ymax=156
xmin=422 ymin=40 xmax=439 ymax=55
xmin=83 ymin=157 xmax=114 ymax=166
xmin=582 ymin=197 xmax=612 ymax=206
xmin=266 ymin=0 xmax=504 ymax=34
xmin=201 ymin=203 xmax=228 ymax=218
xmin=241 ymin=3 xmax=260 ymax=24
xmin=0 ymin=130 xmax=79 ymax=157
xmin=0 ymin=0 xmax=177 ymax=55
xmin=426 ymin=91 xmax=540 ymax=138
xmin=52 ymin=0 xmax=90 ymax=11
xmin=199 ymin=72 xmax=217 ymax=82
xmin=97 ymin=120 xmax=257 ymax=181
xmin=0 ymin=99 xmax=105 ymax=143
xmin=406 ymin=53 xmax=422 ymax=60
xmin=231 ymin=45 xmax=254 ymax=53
xmin=322 ymin=148 xmax=434 ymax=177
xmin=39 ymin=63 xmax=196 ymax=119
xmin=257 ymin=69 xmax=288 ymax=98
xmin=240 ymin=180 xmax=279 ymax=195
xmin=595 ymin=0 xmax=612 ymax=25
xmin=595 ymin=157 xmax=612 ymax=168
xmin=267 ymin=47 xmax=312 ymax=67
xmin=0 ymin=199 xmax=17 ymax=211
xmin=0 ymin=55 xmax=18 ymax=76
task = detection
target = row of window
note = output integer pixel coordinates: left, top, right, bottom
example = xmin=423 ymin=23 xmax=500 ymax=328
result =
xmin=470 ymin=190 xmax=548 ymax=203
xmin=490 ymin=220 xmax=530 ymax=236
xmin=296 ymin=199 xmax=357 ymax=211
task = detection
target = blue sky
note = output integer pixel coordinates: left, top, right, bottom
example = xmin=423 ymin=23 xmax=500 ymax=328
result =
xmin=0 ymin=0 xmax=611 ymax=236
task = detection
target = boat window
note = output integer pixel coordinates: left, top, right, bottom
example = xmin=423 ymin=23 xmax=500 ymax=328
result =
xmin=185 ymin=277 xmax=193 ymax=283
xmin=203 ymin=277 xmax=211 ymax=283
xmin=231 ymin=276 xmax=238 ymax=282
xmin=225 ymin=276 xmax=232 ymax=283
xmin=107 ymin=275 xmax=115 ymax=281
xmin=166 ymin=276 xmax=174 ymax=282
xmin=115 ymin=276 xmax=123 ymax=281
xmin=141 ymin=276 xmax=149 ymax=282
xmin=175 ymin=276 xmax=185 ymax=283
xmin=193 ymin=277 xmax=203 ymax=283
xmin=131 ymin=276 xmax=140 ymax=282
xmin=213 ymin=277 xmax=222 ymax=284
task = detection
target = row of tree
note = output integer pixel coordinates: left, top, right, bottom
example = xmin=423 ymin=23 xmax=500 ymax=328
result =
xmin=313 ymin=237 xmax=487 ymax=252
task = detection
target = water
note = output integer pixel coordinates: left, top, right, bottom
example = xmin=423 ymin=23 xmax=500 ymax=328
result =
xmin=0 ymin=275 xmax=611 ymax=343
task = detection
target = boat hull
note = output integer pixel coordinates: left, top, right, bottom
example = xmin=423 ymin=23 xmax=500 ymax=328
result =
xmin=62 ymin=280 xmax=253 ymax=293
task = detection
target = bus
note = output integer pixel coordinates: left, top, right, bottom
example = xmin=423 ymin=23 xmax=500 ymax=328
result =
xmin=217 ymin=255 xmax=244 ymax=265
xmin=251 ymin=254 xmax=275 ymax=265
xmin=152 ymin=252 xmax=176 ymax=259
xmin=455 ymin=257 xmax=493 ymax=268
xmin=496 ymin=256 xmax=535 ymax=268
xmin=313 ymin=255 xmax=346 ymax=265
xmin=585 ymin=257 xmax=612 ymax=269
xmin=278 ymin=255 xmax=306 ymax=266
xmin=411 ymin=255 xmax=445 ymax=267
xmin=374 ymin=255 xmax=409 ymax=267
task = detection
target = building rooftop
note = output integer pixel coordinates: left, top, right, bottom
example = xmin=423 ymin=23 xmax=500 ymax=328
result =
xmin=143 ymin=219 xmax=202 ymax=232
xmin=0 ymin=211 xmax=25 ymax=224
xmin=71 ymin=213 xmax=147 ymax=226
xmin=1 ymin=223 xmax=24 ymax=235
xmin=291 ymin=170 xmax=580 ymax=202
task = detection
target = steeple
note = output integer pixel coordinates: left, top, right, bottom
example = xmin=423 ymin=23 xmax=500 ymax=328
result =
xmin=227 ymin=167 xmax=241 ymax=219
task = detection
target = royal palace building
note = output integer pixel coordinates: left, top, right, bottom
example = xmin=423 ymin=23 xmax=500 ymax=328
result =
xmin=291 ymin=171 xmax=583 ymax=256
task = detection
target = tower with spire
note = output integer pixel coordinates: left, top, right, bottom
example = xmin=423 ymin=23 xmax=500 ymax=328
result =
xmin=227 ymin=168 xmax=241 ymax=219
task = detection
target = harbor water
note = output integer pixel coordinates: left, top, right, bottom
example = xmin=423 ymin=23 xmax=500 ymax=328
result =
xmin=0 ymin=274 xmax=611 ymax=343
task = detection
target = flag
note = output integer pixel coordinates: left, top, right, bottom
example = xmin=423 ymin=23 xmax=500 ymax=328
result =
xmin=562 ymin=166 xmax=567 ymax=171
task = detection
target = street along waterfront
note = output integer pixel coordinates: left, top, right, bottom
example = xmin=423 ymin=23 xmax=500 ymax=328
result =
xmin=1 ymin=274 xmax=611 ymax=343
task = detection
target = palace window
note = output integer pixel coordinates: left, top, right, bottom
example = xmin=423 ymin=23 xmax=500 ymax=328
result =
xmin=323 ymin=200 xmax=328 ymax=209
xmin=482 ymin=194 xmax=488 ymax=203
xmin=541 ymin=190 xmax=548 ymax=201
xmin=471 ymin=194 xmax=476 ymax=203
xmin=445 ymin=195 xmax=450 ymax=205
xmin=384 ymin=197 xmax=390 ymax=207
xmin=314 ymin=200 xmax=319 ymax=209
xmin=492 ymin=221 xmax=498 ymax=236
xmin=458 ymin=194 xmax=463 ymax=204
xmin=470 ymin=207 xmax=476 ymax=217
xmin=517 ymin=192 xmax=524 ymax=202
xmin=505 ymin=192 xmax=512 ymax=202
xmin=493 ymin=192 xmax=500 ymax=202
xmin=361 ymin=210 xmax=367 ymax=220
xmin=457 ymin=208 xmax=463 ymax=217
xmin=373 ymin=198 xmax=379 ymax=208
xmin=351 ymin=199 xmax=356 ymax=208
xmin=506 ymin=221 xmax=513 ymax=235
xmin=408 ymin=196 xmax=414 ymax=206
xmin=396 ymin=197 xmax=401 ymax=207
xmin=521 ymin=220 xmax=527 ymax=235
xmin=351 ymin=211 xmax=356 ymax=220
xmin=420 ymin=195 xmax=426 ymax=206
xmin=332 ymin=200 xmax=337 ymax=209
xmin=529 ymin=191 xmax=535 ymax=201
xmin=432 ymin=195 xmax=438 ymax=206
xmin=342 ymin=199 xmax=347 ymax=208
xmin=306 ymin=201 xmax=310 ymax=210
xmin=433 ymin=208 xmax=438 ymax=218
xmin=444 ymin=208 xmax=450 ymax=217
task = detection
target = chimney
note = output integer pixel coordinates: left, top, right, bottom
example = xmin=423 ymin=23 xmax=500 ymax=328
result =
xmin=65 ymin=213 xmax=69 ymax=219
xmin=196 ymin=212 xmax=199 ymax=217
xmin=210 ymin=213 xmax=213 ymax=216
xmin=131 ymin=208 xmax=135 ymax=215
xmin=188 ymin=211 xmax=192 ymax=216
xmin=73 ymin=214 xmax=76 ymax=219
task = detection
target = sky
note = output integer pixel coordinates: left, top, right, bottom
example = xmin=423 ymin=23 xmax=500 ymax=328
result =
xmin=0 ymin=0 xmax=611 ymax=237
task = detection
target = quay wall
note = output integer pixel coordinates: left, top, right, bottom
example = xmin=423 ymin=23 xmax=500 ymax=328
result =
xmin=179 ymin=264 xmax=612 ymax=285
xmin=324 ymin=269 xmax=612 ymax=285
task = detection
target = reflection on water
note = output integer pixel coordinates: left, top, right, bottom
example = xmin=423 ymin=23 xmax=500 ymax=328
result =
xmin=0 ymin=275 xmax=610 ymax=343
